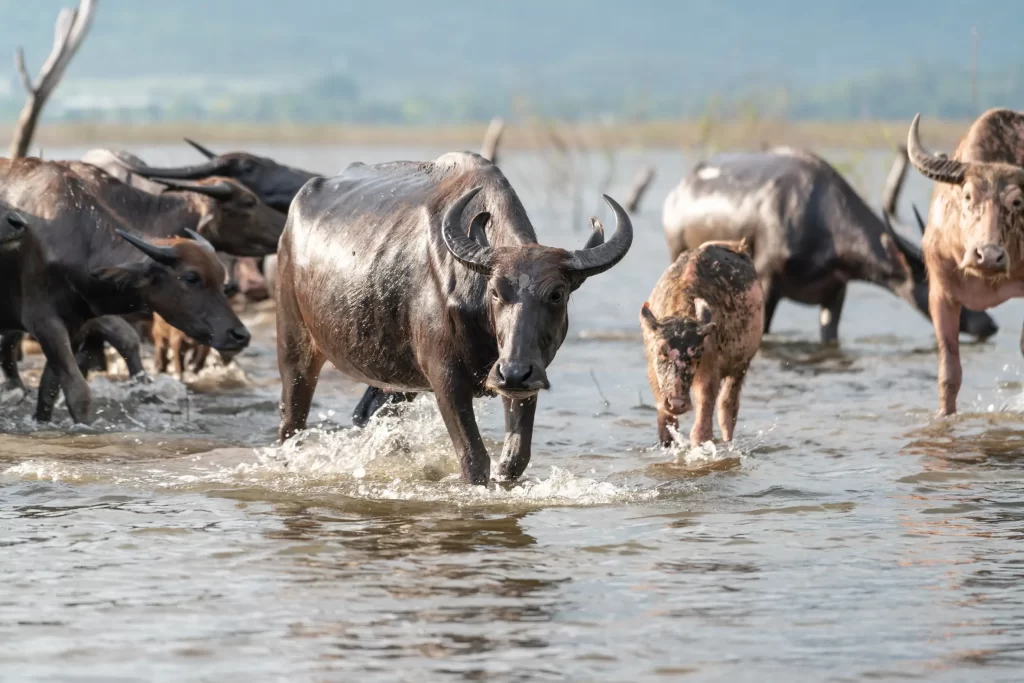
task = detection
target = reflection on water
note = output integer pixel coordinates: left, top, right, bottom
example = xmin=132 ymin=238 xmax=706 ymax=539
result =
xmin=4 ymin=146 xmax=1024 ymax=680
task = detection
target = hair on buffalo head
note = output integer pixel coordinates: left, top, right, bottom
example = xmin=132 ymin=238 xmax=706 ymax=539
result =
xmin=640 ymin=299 xmax=716 ymax=416
xmin=440 ymin=185 xmax=633 ymax=399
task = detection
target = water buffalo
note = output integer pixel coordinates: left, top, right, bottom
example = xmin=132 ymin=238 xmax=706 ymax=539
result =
xmin=0 ymin=157 xmax=283 ymax=401
xmin=662 ymin=148 xmax=997 ymax=343
xmin=111 ymin=139 xmax=317 ymax=213
xmin=0 ymin=158 xmax=250 ymax=421
xmin=641 ymin=239 xmax=763 ymax=447
xmin=276 ymin=152 xmax=632 ymax=485
xmin=907 ymin=109 xmax=1024 ymax=415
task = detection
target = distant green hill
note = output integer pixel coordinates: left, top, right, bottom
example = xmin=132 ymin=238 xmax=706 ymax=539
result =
xmin=0 ymin=0 xmax=1017 ymax=122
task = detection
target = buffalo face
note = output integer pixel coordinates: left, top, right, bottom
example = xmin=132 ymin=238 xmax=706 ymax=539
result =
xmin=908 ymin=113 xmax=1024 ymax=278
xmin=639 ymin=301 xmax=715 ymax=416
xmin=95 ymin=230 xmax=251 ymax=353
xmin=440 ymin=187 xmax=633 ymax=399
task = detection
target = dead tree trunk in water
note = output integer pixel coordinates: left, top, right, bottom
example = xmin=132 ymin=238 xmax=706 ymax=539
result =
xmin=624 ymin=166 xmax=656 ymax=213
xmin=480 ymin=117 xmax=504 ymax=165
xmin=10 ymin=0 xmax=97 ymax=159
xmin=881 ymin=144 xmax=909 ymax=218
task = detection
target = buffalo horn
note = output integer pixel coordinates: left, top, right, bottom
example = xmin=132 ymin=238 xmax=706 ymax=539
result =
xmin=912 ymin=204 xmax=927 ymax=236
xmin=184 ymin=228 xmax=216 ymax=253
xmin=115 ymin=229 xmax=179 ymax=266
xmin=115 ymin=157 xmax=224 ymax=180
xmin=907 ymin=114 xmax=967 ymax=185
xmin=154 ymin=178 xmax=235 ymax=201
xmin=442 ymin=186 xmax=494 ymax=275
xmin=184 ymin=138 xmax=217 ymax=159
xmin=566 ymin=194 xmax=633 ymax=278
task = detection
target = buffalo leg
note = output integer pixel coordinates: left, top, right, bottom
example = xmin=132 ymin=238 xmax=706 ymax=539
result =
xmin=498 ymin=395 xmax=538 ymax=481
xmin=761 ymin=278 xmax=780 ymax=335
xmin=716 ymin=366 xmax=749 ymax=442
xmin=431 ymin=373 xmax=490 ymax=485
xmin=31 ymin=320 xmax=91 ymax=423
xmin=276 ymin=283 xmax=325 ymax=442
xmin=0 ymin=332 xmax=25 ymax=392
xmin=191 ymin=345 xmax=211 ymax=374
xmin=930 ymin=285 xmax=962 ymax=416
xmin=351 ymin=386 xmax=418 ymax=427
xmin=819 ymin=284 xmax=846 ymax=344
xmin=657 ymin=411 xmax=679 ymax=447
xmin=86 ymin=317 xmax=146 ymax=380
xmin=688 ymin=369 xmax=719 ymax=447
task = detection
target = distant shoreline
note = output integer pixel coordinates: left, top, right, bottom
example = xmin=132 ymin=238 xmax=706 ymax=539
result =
xmin=1 ymin=119 xmax=972 ymax=151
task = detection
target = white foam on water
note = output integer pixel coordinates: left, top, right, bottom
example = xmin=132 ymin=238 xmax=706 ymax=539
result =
xmin=192 ymin=397 xmax=659 ymax=507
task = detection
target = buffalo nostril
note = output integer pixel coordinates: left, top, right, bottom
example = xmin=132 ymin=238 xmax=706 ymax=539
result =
xmin=975 ymin=248 xmax=986 ymax=264
xmin=498 ymin=362 xmax=532 ymax=386
xmin=996 ymin=251 xmax=1008 ymax=266
xmin=228 ymin=326 xmax=251 ymax=346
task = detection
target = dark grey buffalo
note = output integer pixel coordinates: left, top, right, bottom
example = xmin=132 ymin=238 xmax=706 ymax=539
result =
xmin=108 ymin=139 xmax=317 ymax=213
xmin=0 ymin=157 xmax=251 ymax=422
xmin=662 ymin=147 xmax=997 ymax=343
xmin=276 ymin=152 xmax=632 ymax=485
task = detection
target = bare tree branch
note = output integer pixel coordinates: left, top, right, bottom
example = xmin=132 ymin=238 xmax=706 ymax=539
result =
xmin=624 ymin=165 xmax=656 ymax=213
xmin=14 ymin=48 xmax=34 ymax=94
xmin=10 ymin=0 xmax=97 ymax=159
xmin=480 ymin=117 xmax=504 ymax=164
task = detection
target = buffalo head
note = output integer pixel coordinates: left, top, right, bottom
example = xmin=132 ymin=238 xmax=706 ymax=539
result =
xmin=119 ymin=139 xmax=313 ymax=213
xmin=154 ymin=176 xmax=286 ymax=256
xmin=0 ymin=211 xmax=27 ymax=250
xmin=441 ymin=186 xmax=632 ymax=399
xmin=93 ymin=229 xmax=251 ymax=353
xmin=639 ymin=300 xmax=715 ymax=416
xmin=908 ymin=113 xmax=1024 ymax=277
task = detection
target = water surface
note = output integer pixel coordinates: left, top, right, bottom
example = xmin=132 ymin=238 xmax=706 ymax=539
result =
xmin=3 ymin=146 xmax=1024 ymax=682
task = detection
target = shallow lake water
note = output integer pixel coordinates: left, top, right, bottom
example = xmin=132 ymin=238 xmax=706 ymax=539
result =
xmin=3 ymin=144 xmax=1024 ymax=682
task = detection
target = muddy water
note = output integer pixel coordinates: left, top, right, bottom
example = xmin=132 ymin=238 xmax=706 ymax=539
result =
xmin=3 ymin=146 xmax=1024 ymax=682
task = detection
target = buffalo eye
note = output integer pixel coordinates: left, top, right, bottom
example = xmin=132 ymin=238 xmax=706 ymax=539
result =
xmin=963 ymin=191 xmax=972 ymax=203
xmin=549 ymin=288 xmax=566 ymax=304
xmin=1014 ymin=197 xmax=1023 ymax=210
xmin=223 ymin=281 xmax=240 ymax=297
xmin=182 ymin=271 xmax=202 ymax=287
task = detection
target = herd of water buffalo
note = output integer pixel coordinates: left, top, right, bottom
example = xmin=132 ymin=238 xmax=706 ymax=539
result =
xmin=1 ymin=106 xmax=1023 ymax=485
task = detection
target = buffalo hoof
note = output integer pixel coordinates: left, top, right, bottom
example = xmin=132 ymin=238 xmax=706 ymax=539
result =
xmin=131 ymin=371 xmax=152 ymax=385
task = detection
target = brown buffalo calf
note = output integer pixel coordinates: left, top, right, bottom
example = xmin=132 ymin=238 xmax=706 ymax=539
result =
xmin=641 ymin=238 xmax=764 ymax=447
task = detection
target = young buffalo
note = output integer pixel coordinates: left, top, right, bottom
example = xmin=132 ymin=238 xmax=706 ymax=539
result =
xmin=641 ymin=239 xmax=764 ymax=447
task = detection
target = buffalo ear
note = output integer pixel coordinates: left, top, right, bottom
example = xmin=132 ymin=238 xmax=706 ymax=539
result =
xmin=694 ymin=297 xmax=716 ymax=336
xmin=90 ymin=263 xmax=152 ymax=290
xmin=640 ymin=302 xmax=660 ymax=330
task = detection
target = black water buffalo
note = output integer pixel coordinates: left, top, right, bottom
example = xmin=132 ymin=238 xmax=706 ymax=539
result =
xmin=110 ymin=139 xmax=317 ymax=213
xmin=276 ymin=152 xmax=632 ymax=485
xmin=662 ymin=147 xmax=996 ymax=343
xmin=0 ymin=158 xmax=251 ymax=422
xmin=0 ymin=157 xmax=282 ymax=400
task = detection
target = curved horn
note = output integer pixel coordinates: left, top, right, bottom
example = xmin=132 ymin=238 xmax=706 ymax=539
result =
xmin=912 ymin=204 xmax=927 ymax=236
xmin=115 ymin=157 xmax=224 ymax=180
xmin=566 ymin=194 xmax=633 ymax=278
xmin=115 ymin=229 xmax=179 ymax=266
xmin=442 ymin=186 xmax=494 ymax=275
xmin=907 ymin=114 xmax=967 ymax=185
xmin=184 ymin=228 xmax=216 ymax=253
xmin=154 ymin=178 xmax=235 ymax=201
xmin=467 ymin=211 xmax=491 ymax=247
xmin=584 ymin=217 xmax=605 ymax=249
xmin=184 ymin=138 xmax=217 ymax=160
